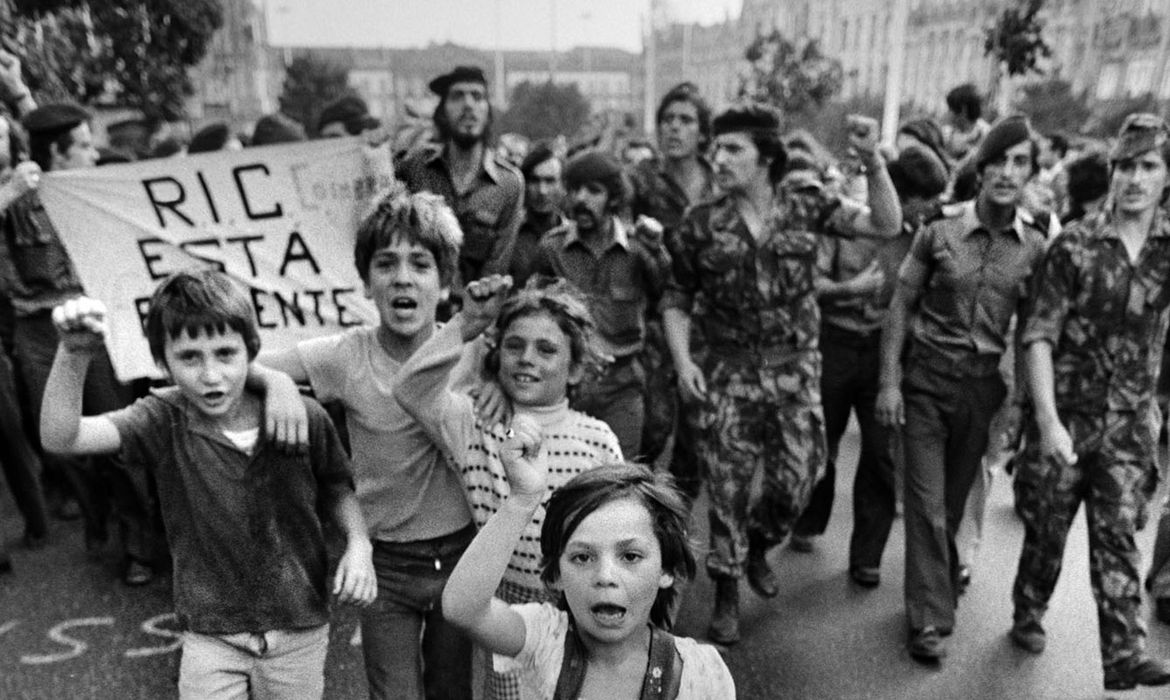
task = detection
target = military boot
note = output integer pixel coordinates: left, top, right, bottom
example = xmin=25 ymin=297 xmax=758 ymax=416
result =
xmin=707 ymin=577 xmax=740 ymax=644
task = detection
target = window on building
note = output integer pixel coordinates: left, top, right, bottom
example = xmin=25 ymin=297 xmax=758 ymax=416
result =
xmin=1097 ymin=63 xmax=1121 ymax=99
xmin=1126 ymin=58 xmax=1156 ymax=96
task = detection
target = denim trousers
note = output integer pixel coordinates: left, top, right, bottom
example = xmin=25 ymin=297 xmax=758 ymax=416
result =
xmin=178 ymin=624 xmax=329 ymax=700
xmin=360 ymin=524 xmax=475 ymax=700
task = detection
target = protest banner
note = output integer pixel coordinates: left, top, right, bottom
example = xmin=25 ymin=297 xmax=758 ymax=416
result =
xmin=38 ymin=138 xmax=393 ymax=381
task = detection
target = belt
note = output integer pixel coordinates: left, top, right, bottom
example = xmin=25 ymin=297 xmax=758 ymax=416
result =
xmin=907 ymin=342 xmax=1000 ymax=378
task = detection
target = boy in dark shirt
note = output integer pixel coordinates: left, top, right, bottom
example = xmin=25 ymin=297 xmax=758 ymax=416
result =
xmin=40 ymin=269 xmax=375 ymax=699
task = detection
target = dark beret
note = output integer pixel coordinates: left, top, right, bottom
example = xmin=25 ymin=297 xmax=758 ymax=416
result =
xmin=889 ymin=144 xmax=948 ymax=200
xmin=429 ymin=66 xmax=488 ymax=97
xmin=712 ymin=103 xmax=782 ymax=138
xmin=563 ymin=150 xmax=622 ymax=189
xmin=251 ymin=112 xmax=306 ymax=147
xmin=317 ymin=94 xmax=369 ymax=133
xmin=22 ymin=103 xmax=90 ymax=135
xmin=1111 ymin=112 xmax=1169 ymax=163
xmin=975 ymin=115 xmax=1032 ymax=171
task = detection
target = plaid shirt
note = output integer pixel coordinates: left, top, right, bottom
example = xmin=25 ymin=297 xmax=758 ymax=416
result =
xmin=1023 ymin=209 xmax=1170 ymax=415
xmin=397 ymin=142 xmax=524 ymax=284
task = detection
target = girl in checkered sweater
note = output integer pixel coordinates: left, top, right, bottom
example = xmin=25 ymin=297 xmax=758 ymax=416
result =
xmin=395 ymin=275 xmax=622 ymax=600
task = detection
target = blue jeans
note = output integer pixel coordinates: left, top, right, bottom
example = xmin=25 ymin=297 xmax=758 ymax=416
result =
xmin=361 ymin=524 xmax=475 ymax=700
xmin=178 ymin=625 xmax=329 ymax=700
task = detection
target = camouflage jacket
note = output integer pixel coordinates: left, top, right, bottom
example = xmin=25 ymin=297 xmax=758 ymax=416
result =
xmin=663 ymin=187 xmax=861 ymax=362
xmin=1023 ymin=209 xmax=1170 ymax=415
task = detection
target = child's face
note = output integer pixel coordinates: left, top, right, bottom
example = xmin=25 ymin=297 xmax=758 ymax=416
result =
xmin=163 ymin=326 xmax=251 ymax=426
xmin=364 ymin=237 xmax=443 ymax=342
xmin=497 ymin=311 xmax=581 ymax=408
xmin=555 ymin=498 xmax=673 ymax=644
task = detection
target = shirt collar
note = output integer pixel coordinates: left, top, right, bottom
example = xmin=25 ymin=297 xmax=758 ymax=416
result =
xmin=1095 ymin=208 xmax=1170 ymax=240
xmin=426 ymin=142 xmax=502 ymax=184
xmin=960 ymin=199 xmax=1031 ymax=241
xmin=563 ymin=216 xmax=629 ymax=252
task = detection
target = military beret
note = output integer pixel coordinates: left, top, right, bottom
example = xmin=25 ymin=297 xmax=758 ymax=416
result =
xmin=975 ymin=115 xmax=1033 ymax=171
xmin=712 ymin=103 xmax=782 ymax=137
xmin=889 ymin=144 xmax=948 ymax=200
xmin=429 ymin=66 xmax=488 ymax=97
xmin=22 ymin=103 xmax=90 ymax=135
xmin=1110 ymin=112 xmax=1169 ymax=163
xmin=188 ymin=122 xmax=232 ymax=154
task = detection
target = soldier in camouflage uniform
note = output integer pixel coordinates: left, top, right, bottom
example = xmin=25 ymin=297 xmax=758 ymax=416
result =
xmin=663 ymin=104 xmax=901 ymax=644
xmin=877 ymin=116 xmax=1050 ymax=664
xmin=1011 ymin=113 xmax=1170 ymax=691
xmin=628 ymin=82 xmax=715 ymax=488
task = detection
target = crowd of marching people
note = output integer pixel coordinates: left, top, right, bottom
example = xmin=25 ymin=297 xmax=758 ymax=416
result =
xmin=6 ymin=38 xmax=1170 ymax=697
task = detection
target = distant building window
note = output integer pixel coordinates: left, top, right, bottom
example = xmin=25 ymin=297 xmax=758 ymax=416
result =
xmin=1126 ymin=58 xmax=1156 ymax=96
xmin=1097 ymin=63 xmax=1121 ymax=99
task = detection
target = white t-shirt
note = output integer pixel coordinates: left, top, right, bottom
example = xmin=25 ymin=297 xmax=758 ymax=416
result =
xmin=494 ymin=603 xmax=736 ymax=700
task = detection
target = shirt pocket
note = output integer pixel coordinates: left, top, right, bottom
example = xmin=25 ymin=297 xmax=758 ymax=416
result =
xmin=763 ymin=233 xmax=818 ymax=303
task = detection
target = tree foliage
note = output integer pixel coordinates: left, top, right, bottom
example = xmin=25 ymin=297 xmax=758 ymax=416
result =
xmin=276 ymin=53 xmax=352 ymax=137
xmin=1015 ymin=79 xmax=1090 ymax=134
xmin=984 ymin=0 xmax=1051 ymax=78
xmin=3 ymin=0 xmax=224 ymax=121
xmin=738 ymin=30 xmax=843 ymax=116
xmin=497 ymin=81 xmax=591 ymax=142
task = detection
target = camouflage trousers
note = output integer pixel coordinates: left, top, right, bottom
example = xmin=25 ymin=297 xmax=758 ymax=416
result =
xmin=697 ymin=354 xmax=826 ymax=579
xmin=1013 ymin=409 xmax=1161 ymax=670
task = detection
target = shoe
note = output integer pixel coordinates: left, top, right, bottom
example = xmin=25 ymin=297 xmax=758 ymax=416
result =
xmin=746 ymin=546 xmax=780 ymax=598
xmin=1156 ymin=598 xmax=1170 ymax=625
xmin=22 ymin=530 xmax=47 ymax=550
xmin=53 ymin=499 xmax=81 ymax=521
xmin=1103 ymin=655 xmax=1170 ymax=690
xmin=849 ymin=565 xmax=880 ymax=588
xmin=123 ymin=561 xmax=153 ymax=587
xmin=957 ymin=565 xmax=971 ymax=595
xmin=707 ymin=577 xmax=740 ymax=644
xmin=788 ymin=534 xmax=815 ymax=553
xmin=908 ymin=626 xmax=946 ymax=663
xmin=1009 ymin=619 xmax=1046 ymax=654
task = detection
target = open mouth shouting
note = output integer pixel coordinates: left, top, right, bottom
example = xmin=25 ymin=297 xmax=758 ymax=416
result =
xmin=589 ymin=602 xmax=628 ymax=627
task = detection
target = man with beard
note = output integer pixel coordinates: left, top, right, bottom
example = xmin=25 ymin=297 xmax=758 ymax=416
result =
xmin=509 ymin=144 xmax=565 ymax=287
xmin=398 ymin=66 xmax=523 ymax=295
xmin=629 ymin=81 xmax=716 ymax=494
xmin=664 ymin=104 xmax=901 ymax=644
xmin=1012 ymin=113 xmax=1170 ymax=690
xmin=877 ymin=116 xmax=1050 ymax=664
xmin=533 ymin=151 xmax=671 ymax=458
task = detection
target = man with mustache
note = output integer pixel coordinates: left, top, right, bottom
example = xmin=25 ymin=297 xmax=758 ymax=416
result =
xmin=1011 ymin=113 xmax=1170 ymax=691
xmin=533 ymin=150 xmax=671 ymax=458
xmin=877 ymin=115 xmax=1051 ymax=664
xmin=398 ymin=66 xmax=523 ymax=296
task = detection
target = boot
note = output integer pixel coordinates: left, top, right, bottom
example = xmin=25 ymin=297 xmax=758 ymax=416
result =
xmin=707 ymin=577 xmax=740 ymax=644
xmin=747 ymin=537 xmax=780 ymax=598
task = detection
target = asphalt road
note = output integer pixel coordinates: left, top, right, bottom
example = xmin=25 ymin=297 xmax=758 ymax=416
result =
xmin=3 ymin=422 xmax=1170 ymax=699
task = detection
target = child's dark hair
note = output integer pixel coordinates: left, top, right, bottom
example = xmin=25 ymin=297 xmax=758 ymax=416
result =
xmin=540 ymin=462 xmax=697 ymax=630
xmin=145 ymin=269 xmax=261 ymax=366
xmin=484 ymin=276 xmax=605 ymax=382
xmin=354 ymin=185 xmax=462 ymax=287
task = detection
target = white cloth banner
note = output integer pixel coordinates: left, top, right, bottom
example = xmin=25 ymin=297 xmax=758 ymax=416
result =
xmin=39 ymin=138 xmax=391 ymax=381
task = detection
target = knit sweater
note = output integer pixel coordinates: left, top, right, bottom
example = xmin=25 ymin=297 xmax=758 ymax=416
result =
xmin=395 ymin=317 xmax=623 ymax=594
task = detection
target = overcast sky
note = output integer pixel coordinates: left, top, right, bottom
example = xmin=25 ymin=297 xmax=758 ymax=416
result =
xmin=266 ymin=0 xmax=743 ymax=52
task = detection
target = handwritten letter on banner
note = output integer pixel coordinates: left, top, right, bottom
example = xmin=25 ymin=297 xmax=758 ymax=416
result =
xmin=40 ymin=138 xmax=392 ymax=381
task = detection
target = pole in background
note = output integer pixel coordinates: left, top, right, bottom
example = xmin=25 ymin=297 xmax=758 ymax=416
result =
xmin=881 ymin=0 xmax=910 ymax=146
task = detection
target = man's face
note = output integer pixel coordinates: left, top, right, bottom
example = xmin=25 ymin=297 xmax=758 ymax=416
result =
xmin=657 ymin=100 xmax=702 ymax=161
xmin=979 ymin=140 xmax=1033 ymax=208
xmin=712 ymin=132 xmax=768 ymax=194
xmin=569 ymin=181 xmax=609 ymax=234
xmin=52 ymin=123 xmax=98 ymax=171
xmin=1112 ymin=149 xmax=1169 ymax=216
xmin=526 ymin=158 xmax=564 ymax=215
xmin=443 ymin=81 xmax=489 ymax=146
